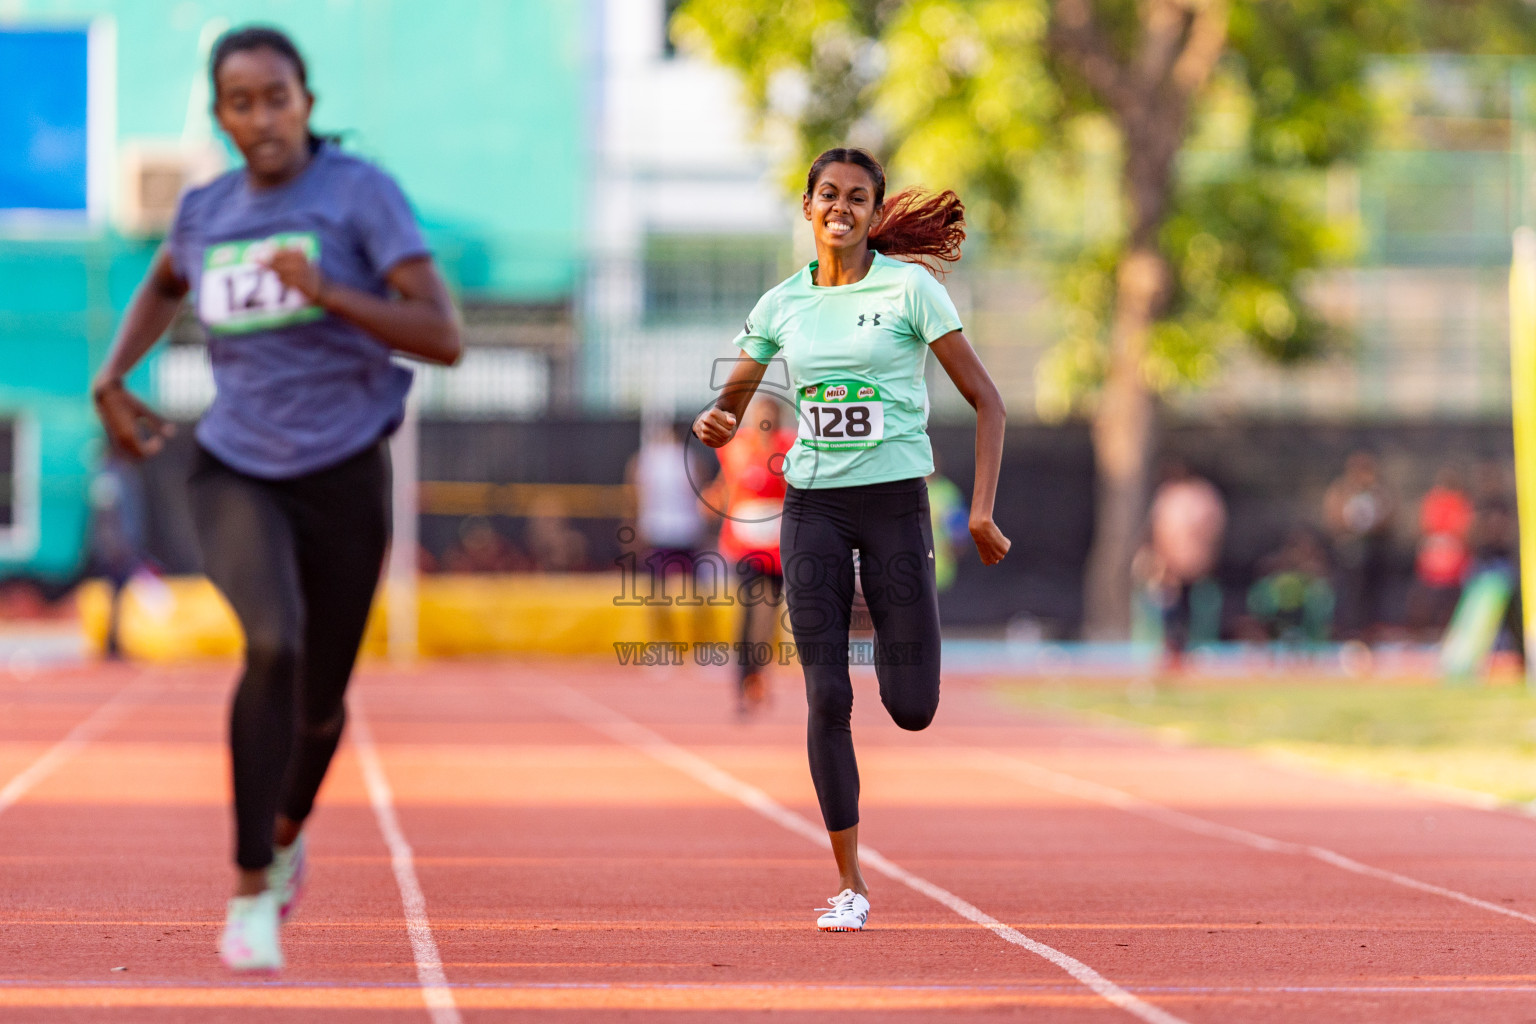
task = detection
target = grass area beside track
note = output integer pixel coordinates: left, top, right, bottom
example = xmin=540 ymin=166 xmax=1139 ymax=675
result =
xmin=1001 ymin=676 xmax=1536 ymax=805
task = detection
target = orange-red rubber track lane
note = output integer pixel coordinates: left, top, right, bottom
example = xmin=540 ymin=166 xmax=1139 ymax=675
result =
xmin=3 ymin=659 xmax=1536 ymax=1022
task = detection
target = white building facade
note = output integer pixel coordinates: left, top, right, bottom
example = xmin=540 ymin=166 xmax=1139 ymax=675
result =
xmin=584 ymin=0 xmax=794 ymax=420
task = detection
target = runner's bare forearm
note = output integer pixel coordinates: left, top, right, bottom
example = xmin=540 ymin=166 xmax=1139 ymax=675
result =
xmin=712 ymin=355 xmax=769 ymax=421
xmin=95 ymin=248 xmax=188 ymax=388
xmin=316 ymin=257 xmax=461 ymax=365
xmin=317 ymin=289 xmax=457 ymax=363
xmin=930 ymin=332 xmax=1006 ymax=521
xmin=969 ymin=396 xmax=1005 ymax=521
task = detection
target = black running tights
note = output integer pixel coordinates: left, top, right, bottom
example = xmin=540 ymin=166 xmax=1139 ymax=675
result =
xmin=781 ymin=478 xmax=942 ymax=833
xmin=189 ymin=443 xmax=389 ymax=871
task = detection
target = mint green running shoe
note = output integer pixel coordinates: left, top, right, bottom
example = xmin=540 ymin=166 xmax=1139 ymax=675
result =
xmin=267 ymin=834 xmax=307 ymax=922
xmin=219 ymin=890 xmax=283 ymax=972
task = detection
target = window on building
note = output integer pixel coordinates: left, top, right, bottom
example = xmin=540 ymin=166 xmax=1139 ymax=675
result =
xmin=644 ymin=236 xmax=784 ymax=322
xmin=0 ymin=415 xmax=35 ymax=559
xmin=0 ymin=420 xmax=14 ymax=535
xmin=0 ymin=27 xmax=102 ymax=222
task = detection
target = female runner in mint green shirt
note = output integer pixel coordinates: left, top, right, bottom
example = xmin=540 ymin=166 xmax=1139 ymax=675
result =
xmin=694 ymin=148 xmax=1010 ymax=932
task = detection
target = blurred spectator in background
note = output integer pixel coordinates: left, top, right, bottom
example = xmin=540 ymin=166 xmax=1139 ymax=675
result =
xmin=1406 ymin=466 xmax=1474 ymax=638
xmin=628 ymin=419 xmax=708 ymax=639
xmin=87 ymin=450 xmax=148 ymax=659
xmin=702 ymin=397 xmax=794 ymax=714
xmin=525 ymin=495 xmax=591 ymax=572
xmin=926 ymin=455 xmax=970 ymax=593
xmin=1323 ymin=452 xmax=1396 ymax=639
xmin=630 ymin=419 xmax=707 ymax=568
xmin=1246 ymin=529 xmax=1335 ymax=647
xmin=1470 ymin=460 xmax=1523 ymax=663
xmin=441 ymin=517 xmax=528 ymax=573
xmin=1137 ymin=462 xmax=1226 ymax=665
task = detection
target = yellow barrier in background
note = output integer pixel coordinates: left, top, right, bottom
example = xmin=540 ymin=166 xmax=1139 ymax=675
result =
xmin=77 ymin=574 xmax=742 ymax=661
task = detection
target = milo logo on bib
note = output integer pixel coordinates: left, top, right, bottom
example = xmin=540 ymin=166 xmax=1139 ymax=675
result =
xmin=797 ymin=379 xmax=885 ymax=451
xmin=199 ymin=233 xmax=324 ymax=335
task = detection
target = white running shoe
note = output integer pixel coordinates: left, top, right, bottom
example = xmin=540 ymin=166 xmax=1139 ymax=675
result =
xmin=816 ymin=889 xmax=870 ymax=932
xmin=267 ymin=835 xmax=307 ymax=922
xmin=219 ymin=891 xmax=284 ymax=972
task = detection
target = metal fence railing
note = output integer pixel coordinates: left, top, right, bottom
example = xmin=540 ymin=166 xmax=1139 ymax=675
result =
xmin=153 ymin=345 xmax=552 ymax=420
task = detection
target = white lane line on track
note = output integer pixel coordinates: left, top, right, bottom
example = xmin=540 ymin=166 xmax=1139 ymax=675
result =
xmin=349 ymin=701 xmax=462 ymax=1024
xmin=546 ymin=685 xmax=1190 ymax=1024
xmin=972 ymin=750 xmax=1536 ymax=927
xmin=0 ymin=673 xmax=152 ymax=818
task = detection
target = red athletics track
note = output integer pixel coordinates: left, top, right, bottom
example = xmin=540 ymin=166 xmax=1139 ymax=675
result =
xmin=4 ymin=659 xmax=1536 ymax=1022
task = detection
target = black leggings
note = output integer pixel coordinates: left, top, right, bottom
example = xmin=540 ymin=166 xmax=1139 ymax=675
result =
xmin=189 ymin=443 xmax=389 ymax=871
xmin=781 ymin=478 xmax=942 ymax=833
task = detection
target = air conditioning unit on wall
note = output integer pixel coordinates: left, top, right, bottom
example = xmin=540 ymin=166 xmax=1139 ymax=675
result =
xmin=117 ymin=142 xmax=225 ymax=236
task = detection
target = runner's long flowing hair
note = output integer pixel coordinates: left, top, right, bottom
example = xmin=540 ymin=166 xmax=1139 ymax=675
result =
xmin=804 ymin=148 xmax=965 ymax=274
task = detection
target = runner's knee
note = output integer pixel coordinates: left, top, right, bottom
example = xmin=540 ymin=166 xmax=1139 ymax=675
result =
xmin=884 ymin=694 xmax=938 ymax=732
xmin=299 ymin=704 xmax=346 ymax=738
xmin=881 ymin=669 xmax=940 ymax=731
xmin=805 ymin=673 xmax=854 ymax=727
xmin=243 ymin=632 xmax=301 ymax=687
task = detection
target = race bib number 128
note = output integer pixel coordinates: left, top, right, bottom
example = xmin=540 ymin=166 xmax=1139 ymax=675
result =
xmin=798 ymin=380 xmax=884 ymax=450
xmin=199 ymin=233 xmax=323 ymax=335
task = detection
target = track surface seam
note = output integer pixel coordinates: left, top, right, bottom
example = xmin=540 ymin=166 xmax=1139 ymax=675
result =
xmin=545 ymin=683 xmax=1191 ymax=1024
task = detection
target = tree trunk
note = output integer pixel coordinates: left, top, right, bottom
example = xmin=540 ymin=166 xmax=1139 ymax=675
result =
xmin=1075 ymin=54 xmax=1184 ymax=641
xmin=1047 ymin=0 xmax=1231 ymax=639
xmin=1081 ymin=246 xmax=1167 ymax=639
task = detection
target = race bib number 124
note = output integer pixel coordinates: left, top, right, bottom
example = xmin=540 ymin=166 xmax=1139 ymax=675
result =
xmin=798 ymin=380 xmax=884 ymax=450
xmin=199 ymin=233 xmax=323 ymax=335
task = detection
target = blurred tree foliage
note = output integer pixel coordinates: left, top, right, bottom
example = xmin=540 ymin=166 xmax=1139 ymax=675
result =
xmin=674 ymin=0 xmax=1536 ymax=636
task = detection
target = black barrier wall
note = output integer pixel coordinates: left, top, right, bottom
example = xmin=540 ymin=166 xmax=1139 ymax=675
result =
xmin=126 ymin=418 xmax=1513 ymax=636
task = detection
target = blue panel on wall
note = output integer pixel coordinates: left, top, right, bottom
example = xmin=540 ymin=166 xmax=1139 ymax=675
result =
xmin=0 ymin=29 xmax=90 ymax=212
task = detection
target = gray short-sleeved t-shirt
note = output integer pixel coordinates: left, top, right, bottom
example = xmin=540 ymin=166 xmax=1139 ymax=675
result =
xmin=168 ymin=144 xmax=429 ymax=479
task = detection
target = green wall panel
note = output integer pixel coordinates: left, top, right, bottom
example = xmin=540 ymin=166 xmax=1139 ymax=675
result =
xmin=4 ymin=0 xmax=587 ymax=299
xmin=0 ymin=0 xmax=590 ymax=580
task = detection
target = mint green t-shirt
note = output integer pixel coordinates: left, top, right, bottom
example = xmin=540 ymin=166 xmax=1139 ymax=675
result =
xmin=735 ymin=253 xmax=963 ymax=489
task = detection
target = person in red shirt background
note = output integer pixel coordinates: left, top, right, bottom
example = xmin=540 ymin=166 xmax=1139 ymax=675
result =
xmin=1408 ymin=466 xmax=1475 ymax=638
xmin=704 ymin=396 xmax=797 ymax=714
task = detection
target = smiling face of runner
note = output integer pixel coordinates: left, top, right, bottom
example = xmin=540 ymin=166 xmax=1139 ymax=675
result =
xmin=213 ymin=46 xmax=314 ymax=187
xmin=802 ymin=162 xmax=885 ymax=258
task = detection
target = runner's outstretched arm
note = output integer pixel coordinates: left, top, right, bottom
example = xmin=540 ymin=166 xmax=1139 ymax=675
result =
xmin=92 ymin=247 xmax=188 ymax=458
xmin=693 ymin=354 xmax=768 ymax=449
xmin=930 ymin=330 xmax=1010 ymax=565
